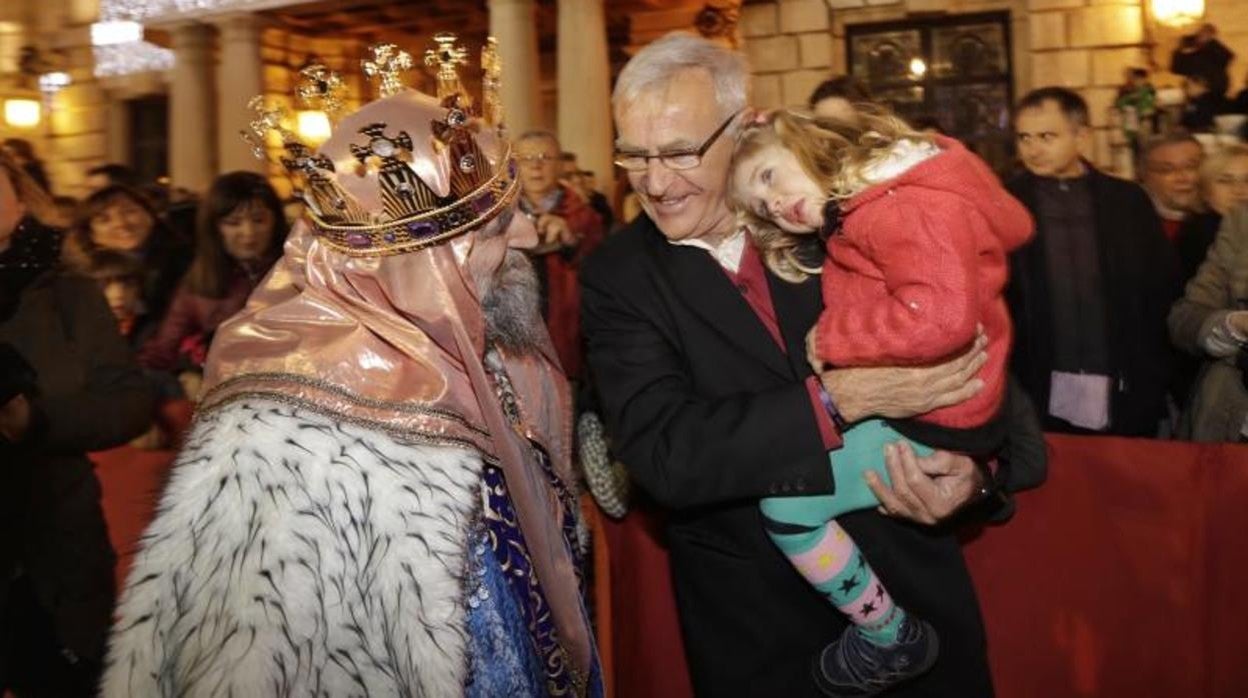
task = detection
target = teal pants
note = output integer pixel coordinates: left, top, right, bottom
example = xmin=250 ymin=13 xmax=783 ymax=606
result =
xmin=760 ymin=419 xmax=932 ymax=527
xmin=758 ymin=419 xmax=933 ymax=645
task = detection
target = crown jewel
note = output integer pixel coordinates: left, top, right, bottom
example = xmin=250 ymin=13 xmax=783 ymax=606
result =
xmin=243 ymin=34 xmax=515 ymax=257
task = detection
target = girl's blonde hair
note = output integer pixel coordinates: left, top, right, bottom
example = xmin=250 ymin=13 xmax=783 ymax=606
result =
xmin=731 ymin=105 xmax=929 ymax=282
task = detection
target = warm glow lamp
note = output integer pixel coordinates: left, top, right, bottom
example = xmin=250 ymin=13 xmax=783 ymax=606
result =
xmin=296 ymin=110 xmax=332 ymax=144
xmin=4 ymin=98 xmax=41 ymax=128
xmin=1152 ymin=0 xmax=1205 ymax=28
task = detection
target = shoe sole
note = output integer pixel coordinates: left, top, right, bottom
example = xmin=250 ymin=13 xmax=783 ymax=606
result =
xmin=809 ymin=620 xmax=942 ymax=698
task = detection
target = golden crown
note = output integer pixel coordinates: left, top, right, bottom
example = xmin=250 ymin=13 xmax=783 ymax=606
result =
xmin=244 ymin=33 xmax=516 ymax=257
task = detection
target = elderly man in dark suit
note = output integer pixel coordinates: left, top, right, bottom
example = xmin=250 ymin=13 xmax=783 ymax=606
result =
xmin=582 ymin=33 xmax=1046 ymax=697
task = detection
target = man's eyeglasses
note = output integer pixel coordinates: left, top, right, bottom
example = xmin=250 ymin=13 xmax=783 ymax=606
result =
xmin=516 ymin=152 xmax=558 ymax=164
xmin=614 ymin=109 xmax=742 ymax=172
xmin=1214 ymin=174 xmax=1248 ymax=187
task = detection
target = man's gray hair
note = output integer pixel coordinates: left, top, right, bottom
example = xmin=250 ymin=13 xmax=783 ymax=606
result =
xmin=612 ymin=32 xmax=750 ymax=120
xmin=1141 ymin=130 xmax=1203 ymax=165
xmin=515 ymin=130 xmax=561 ymax=148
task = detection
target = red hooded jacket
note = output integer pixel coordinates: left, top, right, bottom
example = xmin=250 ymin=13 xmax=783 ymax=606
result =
xmin=815 ymin=136 xmax=1034 ymax=428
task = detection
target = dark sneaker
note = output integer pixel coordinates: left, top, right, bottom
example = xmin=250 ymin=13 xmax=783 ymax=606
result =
xmin=811 ymin=618 xmax=940 ymax=697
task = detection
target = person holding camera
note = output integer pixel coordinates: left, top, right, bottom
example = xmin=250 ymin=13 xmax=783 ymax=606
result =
xmin=1171 ymin=23 xmax=1235 ymax=99
xmin=514 ymin=130 xmax=605 ymax=380
xmin=1170 ymin=205 xmax=1248 ymax=441
xmin=0 ymin=152 xmax=155 ymax=695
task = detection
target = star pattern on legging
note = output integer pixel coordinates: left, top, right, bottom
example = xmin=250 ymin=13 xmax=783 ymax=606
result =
xmin=875 ymin=583 xmax=885 ymax=600
xmin=860 ymin=601 xmax=877 ymax=618
xmin=838 ymin=575 xmax=859 ymax=594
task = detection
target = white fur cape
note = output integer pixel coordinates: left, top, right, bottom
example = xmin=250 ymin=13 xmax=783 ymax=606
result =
xmin=101 ymin=399 xmax=485 ymax=697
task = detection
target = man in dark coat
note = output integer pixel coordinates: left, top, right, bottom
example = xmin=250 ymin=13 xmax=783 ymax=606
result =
xmin=1171 ymin=23 xmax=1235 ymax=98
xmin=1 ymin=155 xmax=156 ymax=694
xmin=1007 ymin=87 xmax=1177 ymax=437
xmin=0 ymin=156 xmax=155 ymax=696
xmin=583 ymin=33 xmax=1047 ymax=697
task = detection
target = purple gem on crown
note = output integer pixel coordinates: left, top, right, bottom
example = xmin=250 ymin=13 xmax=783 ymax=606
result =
xmin=346 ymin=232 xmax=372 ymax=248
xmin=472 ymin=192 xmax=495 ymax=214
xmin=406 ymin=220 xmax=439 ymax=238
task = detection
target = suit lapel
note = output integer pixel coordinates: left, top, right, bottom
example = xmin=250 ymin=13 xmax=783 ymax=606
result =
xmin=650 ymin=234 xmax=793 ymax=379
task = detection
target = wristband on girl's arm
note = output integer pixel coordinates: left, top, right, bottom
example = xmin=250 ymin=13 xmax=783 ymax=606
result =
xmin=816 ymin=382 xmax=850 ymax=432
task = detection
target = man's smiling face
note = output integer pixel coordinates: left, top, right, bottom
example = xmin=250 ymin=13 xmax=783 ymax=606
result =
xmin=614 ymin=68 xmax=737 ymax=243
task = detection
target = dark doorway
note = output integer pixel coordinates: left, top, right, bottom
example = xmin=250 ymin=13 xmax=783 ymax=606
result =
xmin=126 ymin=95 xmax=168 ymax=186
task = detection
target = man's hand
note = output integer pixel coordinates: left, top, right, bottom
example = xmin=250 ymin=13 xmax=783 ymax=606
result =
xmin=536 ymin=214 xmax=576 ymax=248
xmin=864 ymin=442 xmax=984 ymax=525
xmin=819 ymin=330 xmax=988 ymax=423
xmin=805 ymin=327 xmax=825 ymax=374
xmin=179 ymin=371 xmax=204 ymax=403
xmin=0 ymin=394 xmax=32 ymax=443
xmin=1227 ymin=311 xmax=1248 ymax=339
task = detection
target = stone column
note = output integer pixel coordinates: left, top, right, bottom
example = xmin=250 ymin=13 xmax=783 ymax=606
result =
xmin=215 ymin=13 xmax=265 ymax=175
xmin=169 ymin=22 xmax=216 ymax=193
xmin=556 ymin=0 xmax=614 ymax=195
xmin=488 ymin=0 xmax=541 ymax=136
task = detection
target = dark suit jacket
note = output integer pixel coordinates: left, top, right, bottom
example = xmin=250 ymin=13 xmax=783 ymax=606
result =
xmin=582 ymin=217 xmax=1045 ymax=697
xmin=1005 ymin=168 xmax=1178 ymax=437
xmin=0 ymin=272 xmax=155 ymax=666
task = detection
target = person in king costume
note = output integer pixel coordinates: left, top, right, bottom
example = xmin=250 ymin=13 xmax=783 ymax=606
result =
xmin=102 ymin=36 xmax=601 ymax=697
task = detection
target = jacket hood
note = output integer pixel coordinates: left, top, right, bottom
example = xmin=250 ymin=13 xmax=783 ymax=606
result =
xmin=846 ymin=135 xmax=1034 ymax=252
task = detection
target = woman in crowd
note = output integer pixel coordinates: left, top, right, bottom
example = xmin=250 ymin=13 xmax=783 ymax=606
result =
xmin=139 ymin=171 xmax=288 ymax=399
xmin=0 ymin=153 xmax=154 ymax=694
xmin=64 ymin=185 xmax=191 ymax=323
xmin=1177 ymin=144 xmax=1248 ymax=285
xmin=1169 ymin=145 xmax=1248 ymax=442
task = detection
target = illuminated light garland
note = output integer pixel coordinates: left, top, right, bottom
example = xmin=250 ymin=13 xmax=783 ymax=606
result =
xmin=93 ymin=0 xmax=307 ymax=76
xmin=102 ymin=0 xmax=300 ymax=23
xmin=93 ymin=41 xmax=174 ymax=78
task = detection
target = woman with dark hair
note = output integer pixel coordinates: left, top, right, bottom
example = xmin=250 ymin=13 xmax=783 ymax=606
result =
xmin=64 ymin=185 xmax=191 ymax=322
xmin=0 ymin=152 xmax=154 ymax=694
xmin=139 ymin=171 xmax=288 ymax=397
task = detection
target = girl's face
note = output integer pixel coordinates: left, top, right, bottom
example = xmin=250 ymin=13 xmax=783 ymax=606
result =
xmin=219 ymin=199 xmax=276 ymax=263
xmin=732 ymin=144 xmax=827 ymax=234
xmin=90 ymin=197 xmax=154 ymax=252
xmin=101 ymin=278 xmax=141 ymax=321
xmin=1208 ymin=155 xmax=1248 ymax=216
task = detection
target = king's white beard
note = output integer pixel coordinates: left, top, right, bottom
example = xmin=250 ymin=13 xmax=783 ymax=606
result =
xmin=482 ymin=249 xmax=544 ymax=355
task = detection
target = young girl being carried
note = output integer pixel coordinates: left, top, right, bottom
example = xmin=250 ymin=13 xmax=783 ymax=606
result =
xmin=730 ymin=108 xmax=1033 ymax=697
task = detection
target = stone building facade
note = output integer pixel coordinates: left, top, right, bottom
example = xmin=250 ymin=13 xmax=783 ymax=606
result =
xmin=0 ymin=0 xmax=1245 ymax=197
xmin=741 ymin=0 xmax=1247 ymax=174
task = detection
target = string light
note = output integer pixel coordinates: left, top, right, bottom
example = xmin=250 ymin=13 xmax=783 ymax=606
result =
xmin=93 ymin=2 xmax=173 ymax=77
xmin=103 ymin=0 xmax=283 ymax=22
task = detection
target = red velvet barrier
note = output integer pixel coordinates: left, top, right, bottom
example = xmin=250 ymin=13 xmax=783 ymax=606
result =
xmin=91 ymin=432 xmax=1248 ymax=697
xmin=595 ymin=434 xmax=1248 ymax=698
xmin=91 ymin=400 xmax=193 ymax=588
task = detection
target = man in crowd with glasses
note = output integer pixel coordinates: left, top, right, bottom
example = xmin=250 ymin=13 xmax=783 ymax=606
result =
xmin=515 ymin=130 xmax=604 ymax=379
xmin=1140 ymin=132 xmax=1205 ymax=244
xmin=581 ymin=32 xmax=1047 ymax=697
